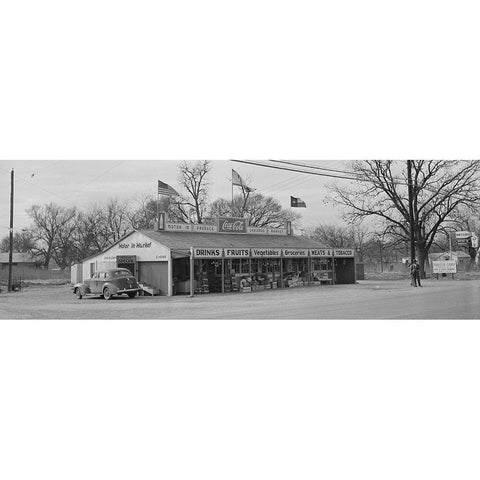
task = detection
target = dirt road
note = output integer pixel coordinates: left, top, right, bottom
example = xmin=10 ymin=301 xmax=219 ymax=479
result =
xmin=1 ymin=278 xmax=479 ymax=319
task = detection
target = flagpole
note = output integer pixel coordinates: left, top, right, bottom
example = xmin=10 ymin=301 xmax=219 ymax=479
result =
xmin=156 ymin=183 xmax=159 ymax=229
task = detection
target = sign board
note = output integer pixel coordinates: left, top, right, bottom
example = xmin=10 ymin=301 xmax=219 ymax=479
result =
xmin=251 ymin=248 xmax=282 ymax=258
xmin=432 ymin=260 xmax=457 ymax=274
xmin=191 ymin=224 xmax=217 ymax=233
xmin=333 ymin=248 xmax=355 ymax=258
xmin=472 ymin=236 xmax=479 ymax=248
xmin=157 ymin=212 xmax=166 ymax=230
xmin=116 ymin=255 xmax=136 ymax=263
xmin=159 ymin=219 xmax=289 ymax=236
xmin=310 ymin=248 xmax=333 ymax=257
xmin=455 ymin=231 xmax=472 ymax=240
xmin=267 ymin=228 xmax=287 ymax=235
xmin=218 ymin=217 xmax=248 ymax=234
xmin=193 ymin=248 xmax=222 ymax=258
xmin=283 ymin=248 xmax=309 ymax=257
xmin=224 ymin=248 xmax=250 ymax=258
xmin=247 ymin=226 xmax=268 ymax=235
xmin=166 ymin=223 xmax=192 ymax=232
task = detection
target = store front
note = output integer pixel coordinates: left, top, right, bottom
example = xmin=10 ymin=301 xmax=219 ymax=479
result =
xmin=77 ymin=217 xmax=356 ymax=297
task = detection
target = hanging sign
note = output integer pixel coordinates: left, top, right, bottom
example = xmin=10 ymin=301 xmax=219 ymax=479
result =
xmin=193 ymin=247 xmax=223 ymax=258
xmin=251 ymin=248 xmax=282 ymax=258
xmin=310 ymin=248 xmax=332 ymax=257
xmin=224 ymin=248 xmax=250 ymax=258
xmin=333 ymin=248 xmax=355 ymax=257
xmin=283 ymin=248 xmax=309 ymax=257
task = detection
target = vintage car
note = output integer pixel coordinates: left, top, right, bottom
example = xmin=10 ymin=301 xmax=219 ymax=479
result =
xmin=73 ymin=268 xmax=142 ymax=300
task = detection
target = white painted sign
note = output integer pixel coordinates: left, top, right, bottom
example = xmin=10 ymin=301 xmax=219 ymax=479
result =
xmin=166 ymin=223 xmax=192 ymax=232
xmin=455 ymin=231 xmax=472 ymax=240
xmin=101 ymin=231 xmax=169 ymax=262
xmin=251 ymin=248 xmax=282 ymax=258
xmin=333 ymin=248 xmax=355 ymax=257
xmin=472 ymin=235 xmax=479 ymax=248
xmin=267 ymin=228 xmax=287 ymax=235
xmin=192 ymin=224 xmax=217 ymax=233
xmin=224 ymin=248 xmax=250 ymax=258
xmin=283 ymin=248 xmax=309 ymax=257
xmin=163 ymin=222 xmax=288 ymax=236
xmin=247 ymin=226 xmax=268 ymax=235
xmin=193 ymin=247 xmax=222 ymax=258
xmin=432 ymin=260 xmax=457 ymax=274
xmin=310 ymin=248 xmax=332 ymax=257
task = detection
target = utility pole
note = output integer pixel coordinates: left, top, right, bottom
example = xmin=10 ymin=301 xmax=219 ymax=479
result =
xmin=8 ymin=169 xmax=14 ymax=292
xmin=407 ymin=160 xmax=415 ymax=263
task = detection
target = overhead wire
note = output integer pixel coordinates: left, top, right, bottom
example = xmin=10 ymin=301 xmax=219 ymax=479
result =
xmin=230 ymin=159 xmax=368 ymax=182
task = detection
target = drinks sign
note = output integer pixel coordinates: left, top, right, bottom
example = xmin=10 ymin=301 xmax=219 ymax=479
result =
xmin=218 ymin=217 xmax=247 ymax=234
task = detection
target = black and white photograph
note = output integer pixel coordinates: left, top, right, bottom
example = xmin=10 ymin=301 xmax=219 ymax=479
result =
xmin=2 ymin=1 xmax=480 ymax=479
xmin=1 ymin=159 xmax=480 ymax=319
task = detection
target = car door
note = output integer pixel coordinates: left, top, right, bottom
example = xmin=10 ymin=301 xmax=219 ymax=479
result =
xmin=89 ymin=272 xmax=101 ymax=294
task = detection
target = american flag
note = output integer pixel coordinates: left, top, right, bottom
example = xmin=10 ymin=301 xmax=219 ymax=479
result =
xmin=158 ymin=180 xmax=179 ymax=197
xmin=290 ymin=196 xmax=307 ymax=208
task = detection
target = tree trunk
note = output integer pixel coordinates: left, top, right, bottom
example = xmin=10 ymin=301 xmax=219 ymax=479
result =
xmin=417 ymin=245 xmax=428 ymax=279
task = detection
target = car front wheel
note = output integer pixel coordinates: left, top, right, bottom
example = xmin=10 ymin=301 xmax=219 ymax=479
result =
xmin=103 ymin=287 xmax=113 ymax=300
xmin=75 ymin=288 xmax=83 ymax=300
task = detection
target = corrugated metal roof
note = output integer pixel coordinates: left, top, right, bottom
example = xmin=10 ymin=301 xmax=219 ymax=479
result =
xmin=140 ymin=230 xmax=328 ymax=251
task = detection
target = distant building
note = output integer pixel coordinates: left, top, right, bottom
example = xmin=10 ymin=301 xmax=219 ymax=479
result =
xmin=0 ymin=252 xmax=38 ymax=269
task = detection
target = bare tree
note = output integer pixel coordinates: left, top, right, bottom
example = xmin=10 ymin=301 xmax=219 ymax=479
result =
xmin=208 ymin=192 xmax=300 ymax=228
xmin=173 ymin=160 xmax=211 ymax=223
xmin=27 ymin=203 xmax=77 ymax=268
xmin=127 ymin=194 xmax=171 ymax=230
xmin=328 ymin=160 xmax=480 ymax=276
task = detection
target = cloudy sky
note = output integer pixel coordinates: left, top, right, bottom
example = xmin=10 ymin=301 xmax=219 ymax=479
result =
xmin=0 ymin=160 xmax=351 ymax=233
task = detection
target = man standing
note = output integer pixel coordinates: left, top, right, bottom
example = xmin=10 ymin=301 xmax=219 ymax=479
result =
xmin=410 ymin=259 xmax=422 ymax=287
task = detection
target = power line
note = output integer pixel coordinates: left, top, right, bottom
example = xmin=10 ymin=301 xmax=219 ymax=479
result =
xmin=230 ymin=159 xmax=369 ymax=182
xmin=268 ymin=159 xmax=364 ymax=178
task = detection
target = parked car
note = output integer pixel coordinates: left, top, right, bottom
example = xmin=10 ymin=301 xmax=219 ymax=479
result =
xmin=73 ymin=268 xmax=142 ymax=300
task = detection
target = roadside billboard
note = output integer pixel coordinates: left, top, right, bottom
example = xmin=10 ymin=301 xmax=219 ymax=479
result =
xmin=432 ymin=260 xmax=457 ymax=274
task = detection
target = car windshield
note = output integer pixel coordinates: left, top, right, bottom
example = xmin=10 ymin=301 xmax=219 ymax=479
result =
xmin=112 ymin=269 xmax=132 ymax=277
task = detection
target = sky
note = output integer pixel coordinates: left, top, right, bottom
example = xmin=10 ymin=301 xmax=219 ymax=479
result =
xmin=0 ymin=160 xmax=352 ymax=233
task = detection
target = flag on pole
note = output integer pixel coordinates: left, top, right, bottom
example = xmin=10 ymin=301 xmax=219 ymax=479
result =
xmin=291 ymin=196 xmax=307 ymax=208
xmin=158 ymin=180 xmax=179 ymax=197
xmin=232 ymin=169 xmax=255 ymax=192
xmin=232 ymin=169 xmax=247 ymax=188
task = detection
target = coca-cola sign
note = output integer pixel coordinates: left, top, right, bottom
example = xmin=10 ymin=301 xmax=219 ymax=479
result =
xmin=218 ymin=216 xmax=247 ymax=234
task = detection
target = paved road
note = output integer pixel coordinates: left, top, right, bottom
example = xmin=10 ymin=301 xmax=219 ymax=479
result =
xmin=1 ymin=278 xmax=479 ymax=319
